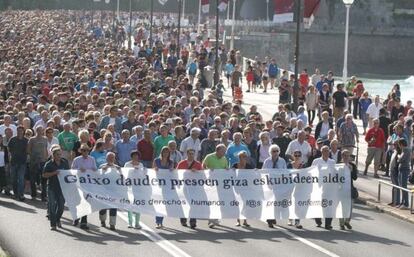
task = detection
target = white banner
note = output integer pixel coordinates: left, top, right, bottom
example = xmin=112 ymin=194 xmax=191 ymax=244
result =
xmin=58 ymin=165 xmax=351 ymax=220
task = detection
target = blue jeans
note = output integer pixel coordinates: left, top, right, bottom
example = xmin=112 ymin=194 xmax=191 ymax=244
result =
xmin=360 ymin=110 xmax=368 ymax=129
xmin=398 ymin=168 xmax=409 ymax=206
xmin=11 ymin=164 xmax=26 ymax=198
xmin=48 ymin=188 xmax=65 ymax=227
xmin=155 ymin=216 xmax=164 ymax=225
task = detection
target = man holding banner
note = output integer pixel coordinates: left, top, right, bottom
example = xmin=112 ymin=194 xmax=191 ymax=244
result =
xmin=43 ymin=145 xmax=69 ymax=231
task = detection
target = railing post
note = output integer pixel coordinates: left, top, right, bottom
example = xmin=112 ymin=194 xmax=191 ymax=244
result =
xmin=377 ymin=182 xmax=381 ymax=203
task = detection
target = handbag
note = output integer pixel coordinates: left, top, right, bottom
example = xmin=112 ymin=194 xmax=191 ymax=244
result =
xmin=351 ymin=186 xmax=359 ymax=199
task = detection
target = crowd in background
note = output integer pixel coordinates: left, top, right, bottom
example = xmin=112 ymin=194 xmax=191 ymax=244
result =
xmin=0 ymin=10 xmax=412 ymax=233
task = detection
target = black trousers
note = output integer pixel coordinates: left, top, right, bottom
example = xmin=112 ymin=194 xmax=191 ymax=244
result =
xmin=315 ymin=218 xmax=332 ymax=226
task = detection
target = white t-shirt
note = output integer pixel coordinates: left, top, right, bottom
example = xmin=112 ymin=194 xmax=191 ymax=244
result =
xmin=180 ymin=136 xmax=201 ymax=159
xmin=366 ymin=103 xmax=383 ymax=119
xmin=311 ymin=157 xmax=336 ymax=170
xmin=286 ymin=139 xmax=312 ymax=163
xmin=124 ymin=161 xmax=144 ymax=169
xmin=0 ymin=124 xmax=17 ymax=137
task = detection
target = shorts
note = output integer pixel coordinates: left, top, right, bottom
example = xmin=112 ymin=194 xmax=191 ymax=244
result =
xmin=366 ymin=147 xmax=382 ymax=166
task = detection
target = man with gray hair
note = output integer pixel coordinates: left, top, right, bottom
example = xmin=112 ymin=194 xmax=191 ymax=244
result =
xmin=28 ymin=126 xmax=48 ymax=201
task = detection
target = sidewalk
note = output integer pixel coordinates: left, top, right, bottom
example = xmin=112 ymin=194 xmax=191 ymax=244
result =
xmin=219 ymin=79 xmax=414 ymax=223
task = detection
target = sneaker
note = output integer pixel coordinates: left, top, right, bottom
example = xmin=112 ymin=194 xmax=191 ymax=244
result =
xmin=325 ymin=225 xmax=333 ymax=230
xmin=134 ymin=224 xmax=142 ymax=229
xmin=190 ymin=224 xmax=197 ymax=229
xmin=295 ymin=224 xmax=303 ymax=229
xmin=156 ymin=223 xmax=163 ymax=229
xmin=109 ymin=225 xmax=116 ymax=231
xmin=208 ymin=223 xmax=215 ymax=229
xmin=101 ymin=222 xmax=106 ymax=228
xmin=373 ymin=174 xmax=380 ymax=179
xmin=73 ymin=220 xmax=79 ymax=226
xmin=181 ymin=222 xmax=188 ymax=227
xmin=235 ymin=221 xmax=241 ymax=226
xmin=50 ymin=226 xmax=57 ymax=231
xmin=287 ymin=220 xmax=293 ymax=226
xmin=57 ymin=221 xmax=62 ymax=228
xmin=242 ymin=221 xmax=250 ymax=227
xmin=340 ymin=225 xmax=345 ymax=230
xmin=316 ymin=223 xmax=322 ymax=228
xmin=267 ymin=222 xmax=274 ymax=228
xmin=399 ymin=205 xmax=409 ymax=210
xmin=344 ymin=223 xmax=352 ymax=229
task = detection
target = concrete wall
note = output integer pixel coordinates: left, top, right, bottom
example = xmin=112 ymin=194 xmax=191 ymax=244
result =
xmin=235 ymin=32 xmax=414 ymax=77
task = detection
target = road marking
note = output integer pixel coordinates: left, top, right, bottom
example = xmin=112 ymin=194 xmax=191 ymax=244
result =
xmin=118 ymin=213 xmax=192 ymax=257
xmin=275 ymin=225 xmax=340 ymax=257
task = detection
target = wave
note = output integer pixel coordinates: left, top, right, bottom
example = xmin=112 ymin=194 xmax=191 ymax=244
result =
xmin=404 ymin=76 xmax=414 ymax=85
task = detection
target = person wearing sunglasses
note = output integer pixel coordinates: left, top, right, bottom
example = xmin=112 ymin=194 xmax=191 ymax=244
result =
xmin=262 ymin=144 xmax=287 ymax=228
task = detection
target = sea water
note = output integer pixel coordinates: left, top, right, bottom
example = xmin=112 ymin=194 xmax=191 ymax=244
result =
xmin=361 ymin=76 xmax=414 ymax=103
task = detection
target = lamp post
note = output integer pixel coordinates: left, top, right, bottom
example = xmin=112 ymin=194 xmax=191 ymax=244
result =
xmin=292 ymin=0 xmax=302 ymax=112
xmin=230 ymin=0 xmax=236 ymax=50
xmin=342 ymin=0 xmax=354 ymax=84
xmin=214 ymin=0 xmax=220 ymax=85
xmin=177 ymin=0 xmax=182 ymax=59
xmin=128 ymin=0 xmax=132 ymax=49
xmin=266 ymin=0 xmax=269 ymax=23
xmin=149 ymin=0 xmax=154 ymax=49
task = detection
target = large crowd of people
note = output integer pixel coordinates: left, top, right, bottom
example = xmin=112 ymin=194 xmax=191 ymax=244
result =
xmin=0 ymin=10 xmax=412 ymax=233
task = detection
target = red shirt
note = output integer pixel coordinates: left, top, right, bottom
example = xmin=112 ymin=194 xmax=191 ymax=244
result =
xmin=177 ymin=160 xmax=203 ymax=170
xmin=137 ymin=139 xmax=154 ymax=161
xmin=365 ymin=127 xmax=385 ymax=148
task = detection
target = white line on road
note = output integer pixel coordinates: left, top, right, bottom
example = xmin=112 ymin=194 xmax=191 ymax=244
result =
xmin=118 ymin=213 xmax=192 ymax=257
xmin=275 ymin=225 xmax=340 ymax=257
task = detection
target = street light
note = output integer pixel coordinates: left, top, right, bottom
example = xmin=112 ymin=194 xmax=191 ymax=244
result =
xmin=128 ymin=0 xmax=132 ymax=49
xmin=342 ymin=0 xmax=354 ymax=84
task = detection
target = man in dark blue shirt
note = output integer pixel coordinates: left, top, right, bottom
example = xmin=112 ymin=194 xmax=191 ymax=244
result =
xmin=43 ymin=145 xmax=69 ymax=230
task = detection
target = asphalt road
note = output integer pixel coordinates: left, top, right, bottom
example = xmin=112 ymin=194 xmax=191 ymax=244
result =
xmin=0 ymin=194 xmax=413 ymax=257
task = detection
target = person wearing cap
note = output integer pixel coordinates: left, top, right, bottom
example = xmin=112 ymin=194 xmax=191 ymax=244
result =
xmin=180 ymin=127 xmax=201 ymax=160
xmin=43 ymin=145 xmax=69 ymax=231
xmin=124 ymin=150 xmax=144 ymax=229
xmin=27 ymin=126 xmax=48 ymax=201
xmin=71 ymin=143 xmax=97 ymax=229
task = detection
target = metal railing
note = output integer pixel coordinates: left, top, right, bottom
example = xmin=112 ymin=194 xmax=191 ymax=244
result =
xmin=377 ymin=180 xmax=414 ymax=214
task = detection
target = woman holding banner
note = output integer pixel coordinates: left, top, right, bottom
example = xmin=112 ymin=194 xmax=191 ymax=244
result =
xmin=232 ymin=151 xmax=253 ymax=227
xmin=286 ymin=150 xmax=306 ymax=229
xmin=124 ymin=150 xmax=144 ymax=229
xmin=99 ymin=152 xmax=120 ymax=231
xmin=153 ymin=146 xmax=174 ymax=229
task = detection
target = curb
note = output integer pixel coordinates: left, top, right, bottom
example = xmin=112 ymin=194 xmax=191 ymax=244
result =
xmin=357 ymin=191 xmax=414 ymax=224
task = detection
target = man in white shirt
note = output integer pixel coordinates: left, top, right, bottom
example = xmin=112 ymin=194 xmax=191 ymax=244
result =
xmin=286 ymin=131 xmax=312 ymax=163
xmin=311 ymin=145 xmax=335 ymax=230
xmin=0 ymin=115 xmax=17 ymax=137
xmin=366 ymin=95 xmax=382 ymax=128
xmin=180 ymin=128 xmax=201 ymax=159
